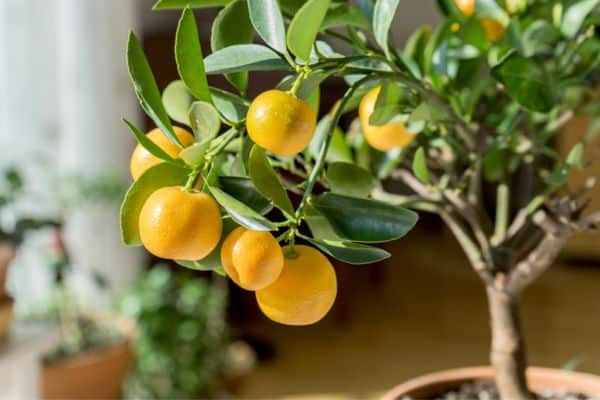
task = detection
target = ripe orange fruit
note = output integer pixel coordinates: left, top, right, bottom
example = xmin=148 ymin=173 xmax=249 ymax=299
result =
xmin=130 ymin=127 xmax=195 ymax=180
xmin=138 ymin=186 xmax=222 ymax=261
xmin=221 ymin=227 xmax=284 ymax=290
xmin=455 ymin=0 xmax=475 ymax=16
xmin=481 ymin=18 xmax=506 ymax=42
xmin=256 ymin=245 xmax=337 ymax=326
xmin=246 ymin=90 xmax=316 ymax=156
xmin=359 ymin=87 xmax=415 ymax=152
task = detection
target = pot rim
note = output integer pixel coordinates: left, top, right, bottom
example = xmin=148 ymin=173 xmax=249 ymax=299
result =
xmin=381 ymin=366 xmax=600 ymax=399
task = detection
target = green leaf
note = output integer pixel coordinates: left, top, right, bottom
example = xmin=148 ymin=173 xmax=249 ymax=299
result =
xmin=326 ymin=162 xmax=376 ymax=198
xmin=210 ymin=87 xmax=249 ymax=123
xmin=208 ymin=185 xmax=276 ymax=231
xmin=153 ymin=0 xmax=232 ymax=9
xmin=175 ymin=8 xmax=211 ymax=102
xmin=566 ymin=142 xmax=584 ymax=168
xmin=287 ymin=0 xmax=331 ymax=61
xmin=162 ymin=80 xmax=194 ymax=125
xmin=561 ymin=0 xmax=600 ymax=38
xmin=370 ymin=82 xmax=409 ymax=125
xmin=373 ymin=0 xmax=400 ymax=57
xmin=123 ymin=119 xmax=179 ymax=164
xmin=492 ymin=54 xmax=556 ymax=113
xmin=248 ymin=0 xmax=287 ymax=54
xmin=127 ymin=32 xmax=180 ymax=146
xmin=303 ymin=236 xmax=390 ymax=265
xmin=310 ymin=192 xmax=419 ymax=243
xmin=475 ymin=0 xmax=509 ymax=25
xmin=120 ymin=163 xmax=190 ymax=245
xmin=307 ymin=118 xmax=352 ymax=163
xmin=204 ymin=44 xmax=290 ymax=74
xmin=189 ymin=101 xmax=221 ymax=140
xmin=179 ymin=141 xmax=211 ymax=166
xmin=219 ymin=176 xmax=272 ymax=214
xmin=248 ymin=145 xmax=295 ymax=217
xmin=211 ymin=0 xmax=254 ymax=94
xmin=322 ymin=5 xmax=370 ymax=30
xmin=412 ymin=147 xmax=430 ymax=184
xmin=304 ymin=204 xmax=341 ymax=240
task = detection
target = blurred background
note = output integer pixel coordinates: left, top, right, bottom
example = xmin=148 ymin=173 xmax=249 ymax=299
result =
xmin=0 ymin=1 xmax=599 ymax=399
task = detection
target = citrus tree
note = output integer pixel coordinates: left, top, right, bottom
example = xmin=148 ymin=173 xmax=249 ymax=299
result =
xmin=120 ymin=0 xmax=600 ymax=398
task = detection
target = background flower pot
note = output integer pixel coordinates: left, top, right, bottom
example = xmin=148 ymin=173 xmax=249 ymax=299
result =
xmin=0 ymin=298 xmax=13 ymax=340
xmin=0 ymin=242 xmax=16 ymax=301
xmin=382 ymin=366 xmax=600 ymax=399
xmin=41 ymin=338 xmax=132 ymax=399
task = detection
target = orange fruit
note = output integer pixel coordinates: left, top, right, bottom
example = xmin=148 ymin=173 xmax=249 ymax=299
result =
xmin=359 ymin=87 xmax=415 ymax=152
xmin=481 ymin=18 xmax=506 ymax=42
xmin=130 ymin=127 xmax=195 ymax=180
xmin=221 ymin=227 xmax=284 ymax=290
xmin=246 ymin=90 xmax=316 ymax=156
xmin=138 ymin=186 xmax=222 ymax=261
xmin=256 ymin=245 xmax=337 ymax=326
xmin=455 ymin=0 xmax=475 ymax=16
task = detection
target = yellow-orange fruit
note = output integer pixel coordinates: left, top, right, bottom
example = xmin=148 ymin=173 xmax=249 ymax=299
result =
xmin=359 ymin=87 xmax=415 ymax=152
xmin=221 ymin=227 xmax=284 ymax=290
xmin=130 ymin=127 xmax=195 ymax=180
xmin=256 ymin=245 xmax=337 ymax=326
xmin=455 ymin=0 xmax=475 ymax=16
xmin=481 ymin=18 xmax=506 ymax=42
xmin=246 ymin=90 xmax=316 ymax=156
xmin=138 ymin=186 xmax=222 ymax=261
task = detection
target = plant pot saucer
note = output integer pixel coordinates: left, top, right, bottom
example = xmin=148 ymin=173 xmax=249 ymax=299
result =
xmin=382 ymin=366 xmax=600 ymax=399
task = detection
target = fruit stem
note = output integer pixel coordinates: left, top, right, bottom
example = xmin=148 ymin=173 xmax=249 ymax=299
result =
xmin=183 ymin=168 xmax=202 ymax=192
xmin=288 ymin=69 xmax=307 ymax=97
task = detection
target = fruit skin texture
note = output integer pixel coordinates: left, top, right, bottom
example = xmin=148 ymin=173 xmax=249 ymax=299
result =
xmin=359 ymin=87 xmax=415 ymax=152
xmin=246 ymin=90 xmax=316 ymax=156
xmin=256 ymin=245 xmax=337 ymax=326
xmin=139 ymin=186 xmax=222 ymax=261
xmin=455 ymin=0 xmax=474 ymax=16
xmin=130 ymin=127 xmax=195 ymax=180
xmin=221 ymin=227 xmax=284 ymax=290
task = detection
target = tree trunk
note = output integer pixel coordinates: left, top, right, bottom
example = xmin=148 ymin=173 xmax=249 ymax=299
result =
xmin=486 ymin=286 xmax=534 ymax=400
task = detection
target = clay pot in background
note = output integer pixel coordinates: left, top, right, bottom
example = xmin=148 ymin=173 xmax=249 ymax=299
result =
xmin=0 ymin=242 xmax=16 ymax=301
xmin=382 ymin=366 xmax=600 ymax=399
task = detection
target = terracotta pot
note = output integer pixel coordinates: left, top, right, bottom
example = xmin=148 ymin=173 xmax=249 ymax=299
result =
xmin=41 ymin=339 xmax=132 ymax=399
xmin=0 ymin=242 xmax=16 ymax=301
xmin=382 ymin=366 xmax=600 ymax=399
xmin=0 ymin=298 xmax=14 ymax=340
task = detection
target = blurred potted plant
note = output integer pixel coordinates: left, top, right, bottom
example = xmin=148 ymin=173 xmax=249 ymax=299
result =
xmin=0 ymin=167 xmax=59 ymax=338
xmin=119 ymin=0 xmax=600 ymax=398
xmin=40 ymin=228 xmax=133 ymax=399
xmin=121 ymin=265 xmax=254 ymax=399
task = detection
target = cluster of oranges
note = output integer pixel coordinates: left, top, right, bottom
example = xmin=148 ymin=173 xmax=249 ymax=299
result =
xmin=128 ymin=86 xmax=414 ymax=325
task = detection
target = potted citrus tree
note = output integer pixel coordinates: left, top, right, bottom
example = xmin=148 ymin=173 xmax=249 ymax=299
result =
xmin=120 ymin=0 xmax=600 ymax=398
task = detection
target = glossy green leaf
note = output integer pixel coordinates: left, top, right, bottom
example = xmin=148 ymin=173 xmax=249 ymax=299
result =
xmin=373 ymin=0 xmax=400 ymax=57
xmin=370 ymin=82 xmax=409 ymax=125
xmin=189 ymin=101 xmax=221 ymax=140
xmin=123 ymin=119 xmax=180 ymax=164
xmin=287 ymin=0 xmax=331 ymax=61
xmin=248 ymin=0 xmax=287 ymax=54
xmin=120 ymin=163 xmax=190 ymax=245
xmin=179 ymin=141 xmax=211 ymax=167
xmin=127 ymin=32 xmax=180 ymax=146
xmin=310 ymin=192 xmax=419 ymax=243
xmin=303 ymin=236 xmax=390 ymax=265
xmin=322 ymin=5 xmax=370 ymax=30
xmin=208 ymin=185 xmax=276 ymax=231
xmin=153 ymin=0 xmax=232 ymax=9
xmin=175 ymin=8 xmax=211 ymax=102
xmin=210 ymin=88 xmax=249 ymax=123
xmin=326 ymin=162 xmax=376 ymax=198
xmin=561 ymin=0 xmax=600 ymax=38
xmin=492 ymin=54 xmax=555 ymax=113
xmin=304 ymin=204 xmax=341 ymax=240
xmin=475 ymin=0 xmax=509 ymax=25
xmin=204 ymin=44 xmax=290 ymax=74
xmin=307 ymin=117 xmax=352 ymax=163
xmin=211 ymin=0 xmax=254 ymax=94
xmin=162 ymin=80 xmax=194 ymax=125
xmin=248 ymin=145 xmax=295 ymax=217
xmin=412 ymin=147 xmax=430 ymax=184
xmin=219 ymin=176 xmax=272 ymax=214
